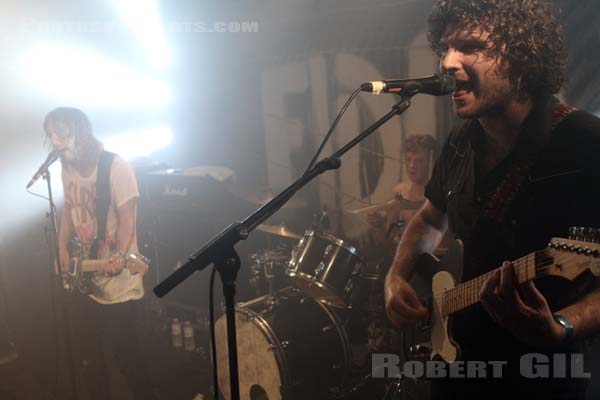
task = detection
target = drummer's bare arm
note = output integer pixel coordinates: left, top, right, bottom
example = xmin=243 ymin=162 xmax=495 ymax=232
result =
xmin=388 ymin=200 xmax=447 ymax=279
xmin=384 ymin=200 xmax=447 ymax=327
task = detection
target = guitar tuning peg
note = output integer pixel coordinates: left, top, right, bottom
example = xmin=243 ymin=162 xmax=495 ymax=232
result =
xmin=568 ymin=227 xmax=578 ymax=240
xmin=567 ymin=226 xmax=600 ymax=242
xmin=571 ymin=226 xmax=584 ymax=241
xmin=591 ymin=228 xmax=600 ymax=243
xmin=582 ymin=227 xmax=593 ymax=242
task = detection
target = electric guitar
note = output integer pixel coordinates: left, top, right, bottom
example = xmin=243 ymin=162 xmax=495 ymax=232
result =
xmin=62 ymin=239 xmax=149 ymax=295
xmin=410 ymin=228 xmax=600 ymax=363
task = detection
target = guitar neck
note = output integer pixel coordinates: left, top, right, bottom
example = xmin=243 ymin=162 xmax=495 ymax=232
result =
xmin=441 ymin=250 xmax=548 ymax=317
xmin=80 ymin=259 xmax=113 ymax=273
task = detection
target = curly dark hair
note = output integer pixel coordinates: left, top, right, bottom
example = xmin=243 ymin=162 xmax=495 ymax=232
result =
xmin=428 ymin=0 xmax=566 ymax=100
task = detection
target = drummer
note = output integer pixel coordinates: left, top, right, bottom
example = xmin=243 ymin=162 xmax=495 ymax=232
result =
xmin=367 ymin=134 xmax=437 ymax=241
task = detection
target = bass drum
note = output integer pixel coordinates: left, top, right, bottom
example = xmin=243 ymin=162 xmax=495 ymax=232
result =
xmin=215 ymin=287 xmax=351 ymax=400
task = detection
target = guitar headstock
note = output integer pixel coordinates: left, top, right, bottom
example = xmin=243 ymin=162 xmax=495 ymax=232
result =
xmin=125 ymin=253 xmax=150 ymax=275
xmin=541 ymin=227 xmax=600 ymax=280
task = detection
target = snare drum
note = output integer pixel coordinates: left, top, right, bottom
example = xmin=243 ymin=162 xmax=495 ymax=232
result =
xmin=286 ymin=230 xmax=363 ymax=308
xmin=215 ymin=288 xmax=350 ymax=400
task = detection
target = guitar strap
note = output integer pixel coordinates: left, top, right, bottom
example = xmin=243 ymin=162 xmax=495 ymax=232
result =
xmin=480 ymin=102 xmax=576 ymax=222
xmin=91 ymin=150 xmax=117 ymax=258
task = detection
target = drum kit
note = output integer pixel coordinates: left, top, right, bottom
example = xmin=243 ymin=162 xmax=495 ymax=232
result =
xmin=214 ymin=188 xmax=427 ymax=400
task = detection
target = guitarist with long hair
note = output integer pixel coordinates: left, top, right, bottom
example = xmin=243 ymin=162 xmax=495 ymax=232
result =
xmin=45 ymin=107 xmax=153 ymax=399
xmin=384 ymin=1 xmax=600 ymax=399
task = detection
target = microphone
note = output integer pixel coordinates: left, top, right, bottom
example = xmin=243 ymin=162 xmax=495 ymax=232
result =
xmin=26 ymin=150 xmax=62 ymax=189
xmin=361 ymin=73 xmax=456 ymax=96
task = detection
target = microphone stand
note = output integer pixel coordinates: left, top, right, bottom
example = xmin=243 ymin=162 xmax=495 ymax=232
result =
xmin=154 ymin=92 xmax=416 ymax=400
xmin=42 ymin=168 xmax=78 ymax=399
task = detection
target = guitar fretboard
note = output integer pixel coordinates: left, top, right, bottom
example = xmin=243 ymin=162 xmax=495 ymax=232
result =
xmin=440 ymin=250 xmax=548 ymax=317
xmin=81 ymin=259 xmax=114 ymax=273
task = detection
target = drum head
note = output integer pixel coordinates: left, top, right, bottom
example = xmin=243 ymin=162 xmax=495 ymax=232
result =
xmin=215 ymin=309 xmax=283 ymax=400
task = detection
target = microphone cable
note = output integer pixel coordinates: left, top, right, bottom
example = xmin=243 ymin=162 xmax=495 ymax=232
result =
xmin=302 ymin=85 xmax=363 ymax=176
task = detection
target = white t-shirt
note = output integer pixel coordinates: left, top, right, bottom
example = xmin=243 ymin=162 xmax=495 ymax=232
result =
xmin=62 ymin=154 xmax=144 ymax=304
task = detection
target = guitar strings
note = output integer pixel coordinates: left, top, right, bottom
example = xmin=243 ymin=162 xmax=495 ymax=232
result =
xmin=431 ymin=254 xmax=561 ymax=303
xmin=431 ymin=254 xmax=554 ymax=299
xmin=431 ymin=252 xmax=583 ymax=317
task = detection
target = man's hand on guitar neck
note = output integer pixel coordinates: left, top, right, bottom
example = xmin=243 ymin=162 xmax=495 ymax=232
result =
xmin=104 ymin=252 xmax=126 ymax=276
xmin=480 ymin=261 xmax=566 ymax=348
xmin=385 ymin=274 xmax=430 ymax=329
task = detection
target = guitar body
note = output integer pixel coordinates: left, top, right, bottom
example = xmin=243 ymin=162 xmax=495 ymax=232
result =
xmin=406 ymin=231 xmax=600 ymax=365
xmin=64 ymin=239 xmax=96 ymax=294
xmin=430 ymin=270 xmax=459 ymax=363
xmin=63 ymin=238 xmax=149 ymax=297
xmin=407 ymin=240 xmax=463 ymax=364
xmin=62 ymin=239 xmax=89 ymax=293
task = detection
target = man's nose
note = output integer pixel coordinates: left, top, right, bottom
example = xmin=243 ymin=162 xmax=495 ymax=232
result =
xmin=440 ymin=49 xmax=461 ymax=75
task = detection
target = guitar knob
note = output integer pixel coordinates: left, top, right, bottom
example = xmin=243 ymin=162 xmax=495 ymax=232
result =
xmin=409 ymin=343 xmax=432 ymax=358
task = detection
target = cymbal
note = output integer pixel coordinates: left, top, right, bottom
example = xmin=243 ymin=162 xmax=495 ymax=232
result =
xmin=255 ymin=224 xmax=302 ymax=240
xmin=231 ymin=188 xmax=307 ymax=209
xmin=347 ymin=195 xmax=424 ymax=215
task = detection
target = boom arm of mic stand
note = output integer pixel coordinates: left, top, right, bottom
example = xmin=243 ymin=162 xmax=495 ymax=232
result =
xmin=152 ymin=94 xmax=414 ymax=400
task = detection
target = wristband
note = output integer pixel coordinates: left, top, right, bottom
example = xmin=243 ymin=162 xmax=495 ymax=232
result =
xmin=553 ymin=314 xmax=574 ymax=343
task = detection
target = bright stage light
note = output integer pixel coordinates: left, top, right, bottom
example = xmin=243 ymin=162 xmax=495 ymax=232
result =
xmin=20 ymin=44 xmax=171 ymax=108
xmin=100 ymin=125 xmax=173 ymax=160
xmin=113 ymin=0 xmax=171 ymax=69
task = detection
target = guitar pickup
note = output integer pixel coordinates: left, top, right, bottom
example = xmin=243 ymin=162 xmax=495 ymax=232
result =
xmin=409 ymin=342 xmax=432 ymax=358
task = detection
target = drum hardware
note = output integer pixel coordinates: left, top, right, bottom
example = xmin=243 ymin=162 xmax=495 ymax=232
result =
xmin=238 ymin=313 xmax=255 ymax=323
xmin=268 ymin=340 xmax=290 ymax=351
xmin=262 ymin=294 xmax=278 ymax=311
xmin=286 ymin=230 xmax=364 ymax=309
xmin=314 ymin=208 xmax=331 ymax=230
xmin=248 ymin=250 xmax=290 ymax=298
xmin=314 ymin=261 xmax=327 ymax=276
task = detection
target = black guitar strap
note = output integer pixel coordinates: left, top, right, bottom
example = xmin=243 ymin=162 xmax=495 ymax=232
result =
xmin=91 ymin=150 xmax=117 ymax=258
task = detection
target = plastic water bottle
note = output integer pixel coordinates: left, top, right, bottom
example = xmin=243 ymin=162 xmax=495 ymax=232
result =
xmin=183 ymin=321 xmax=196 ymax=351
xmin=171 ymin=318 xmax=183 ymax=350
